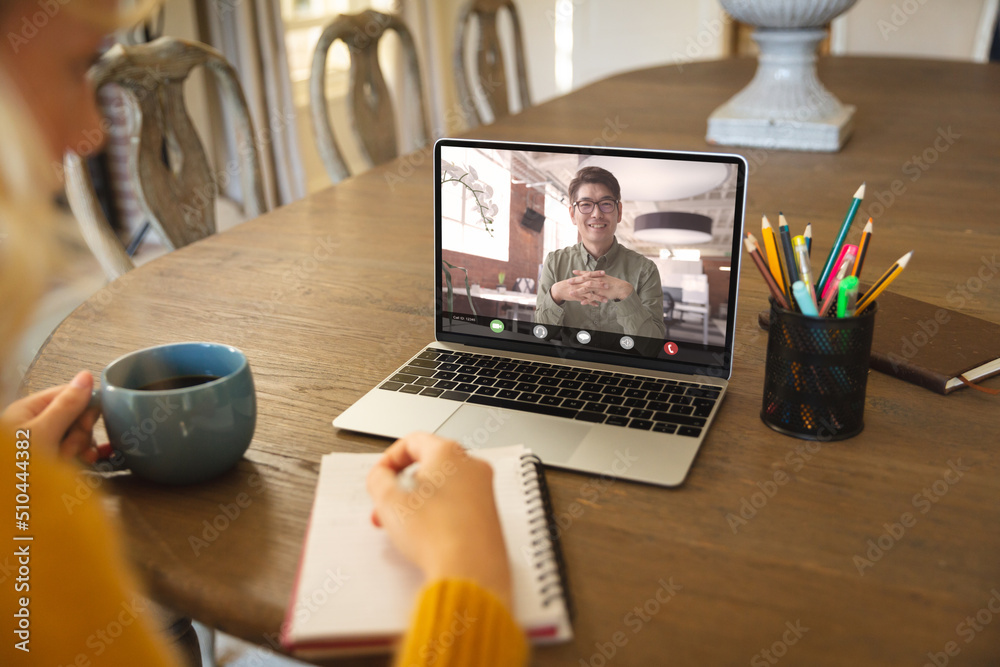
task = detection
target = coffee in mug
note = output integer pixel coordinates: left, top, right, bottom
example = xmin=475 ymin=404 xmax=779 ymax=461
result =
xmin=92 ymin=342 xmax=256 ymax=484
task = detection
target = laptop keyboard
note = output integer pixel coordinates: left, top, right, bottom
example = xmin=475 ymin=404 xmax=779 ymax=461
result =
xmin=378 ymin=348 xmax=721 ymax=438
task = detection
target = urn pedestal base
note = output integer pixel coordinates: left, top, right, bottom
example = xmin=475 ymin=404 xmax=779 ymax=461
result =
xmin=708 ymin=102 xmax=855 ymax=152
xmin=706 ymin=28 xmax=855 ymax=153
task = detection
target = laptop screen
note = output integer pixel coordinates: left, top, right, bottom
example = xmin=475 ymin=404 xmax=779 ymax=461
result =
xmin=435 ymin=139 xmax=747 ymax=379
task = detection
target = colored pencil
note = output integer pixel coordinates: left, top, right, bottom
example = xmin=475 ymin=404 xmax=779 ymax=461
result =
xmin=745 ymin=233 xmax=790 ymax=310
xmin=761 ymin=215 xmax=787 ymax=297
xmin=804 ymin=223 xmax=812 ymax=257
xmin=816 ymin=183 xmax=866 ymax=295
xmin=856 ymin=250 xmax=914 ymax=314
xmin=762 ymin=215 xmax=795 ymax=310
xmin=778 ymin=214 xmax=799 ymax=288
xmin=850 ymin=218 xmax=873 ymax=279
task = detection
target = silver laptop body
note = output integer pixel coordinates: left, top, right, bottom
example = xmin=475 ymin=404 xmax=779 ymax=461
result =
xmin=335 ymin=139 xmax=748 ymax=487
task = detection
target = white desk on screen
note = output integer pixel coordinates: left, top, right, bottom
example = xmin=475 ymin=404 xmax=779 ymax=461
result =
xmin=454 ymin=286 xmax=538 ymax=322
xmin=663 ymin=274 xmax=710 ymax=346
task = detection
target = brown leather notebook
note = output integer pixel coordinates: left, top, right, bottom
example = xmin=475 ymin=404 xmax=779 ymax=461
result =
xmin=758 ymin=291 xmax=1000 ymax=395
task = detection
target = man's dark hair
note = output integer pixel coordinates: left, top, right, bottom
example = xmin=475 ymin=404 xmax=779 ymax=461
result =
xmin=568 ymin=166 xmax=621 ymax=203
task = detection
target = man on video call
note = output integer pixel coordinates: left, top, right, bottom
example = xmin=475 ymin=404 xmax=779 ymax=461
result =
xmin=535 ymin=166 xmax=667 ymax=340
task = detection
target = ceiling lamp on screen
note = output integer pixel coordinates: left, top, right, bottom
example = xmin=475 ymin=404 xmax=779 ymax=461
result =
xmin=578 ymin=155 xmax=729 ymax=201
xmin=633 ymin=212 xmax=713 ymax=245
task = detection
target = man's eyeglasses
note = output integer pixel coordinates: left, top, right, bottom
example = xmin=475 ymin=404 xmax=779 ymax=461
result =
xmin=573 ymin=199 xmax=619 ymax=215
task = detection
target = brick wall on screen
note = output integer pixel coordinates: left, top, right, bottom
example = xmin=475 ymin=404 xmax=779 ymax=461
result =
xmin=442 ymin=159 xmax=547 ymax=291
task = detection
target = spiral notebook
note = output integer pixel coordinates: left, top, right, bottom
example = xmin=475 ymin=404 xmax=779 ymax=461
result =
xmin=281 ymin=445 xmax=573 ymax=658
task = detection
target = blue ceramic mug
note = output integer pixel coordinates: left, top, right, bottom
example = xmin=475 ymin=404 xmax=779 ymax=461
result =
xmin=91 ymin=342 xmax=256 ymax=485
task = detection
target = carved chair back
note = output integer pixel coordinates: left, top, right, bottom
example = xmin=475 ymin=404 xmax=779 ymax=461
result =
xmin=310 ymin=10 xmax=431 ymax=183
xmin=64 ymin=37 xmax=266 ymax=280
xmin=454 ymin=0 xmax=532 ymax=127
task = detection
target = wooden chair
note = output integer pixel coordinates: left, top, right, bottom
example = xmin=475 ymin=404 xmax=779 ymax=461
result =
xmin=310 ymin=10 xmax=431 ymax=183
xmin=64 ymin=37 xmax=266 ymax=281
xmin=454 ymin=0 xmax=532 ymax=127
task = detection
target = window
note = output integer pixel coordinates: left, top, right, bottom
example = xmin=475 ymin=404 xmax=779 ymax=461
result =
xmin=281 ymin=0 xmax=364 ymax=84
xmin=441 ymin=148 xmax=510 ymax=262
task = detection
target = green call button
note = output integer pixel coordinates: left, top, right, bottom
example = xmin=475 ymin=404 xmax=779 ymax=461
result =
xmin=490 ymin=319 xmax=505 ymax=333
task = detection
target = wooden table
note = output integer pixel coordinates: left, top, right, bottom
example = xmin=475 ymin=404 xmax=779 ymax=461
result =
xmin=24 ymin=58 xmax=1000 ymax=665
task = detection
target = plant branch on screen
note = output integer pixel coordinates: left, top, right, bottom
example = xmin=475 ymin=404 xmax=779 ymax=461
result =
xmin=441 ymin=160 xmax=499 ymax=237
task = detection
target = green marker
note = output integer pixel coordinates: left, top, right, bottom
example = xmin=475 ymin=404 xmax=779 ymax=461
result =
xmin=837 ymin=276 xmax=860 ymax=318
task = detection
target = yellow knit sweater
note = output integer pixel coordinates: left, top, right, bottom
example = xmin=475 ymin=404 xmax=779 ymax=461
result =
xmin=0 ymin=426 xmax=528 ymax=666
xmin=396 ymin=579 xmax=529 ymax=666
xmin=0 ymin=426 xmax=180 ymax=666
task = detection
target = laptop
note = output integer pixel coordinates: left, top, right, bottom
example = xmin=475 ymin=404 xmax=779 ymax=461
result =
xmin=334 ymin=138 xmax=747 ymax=486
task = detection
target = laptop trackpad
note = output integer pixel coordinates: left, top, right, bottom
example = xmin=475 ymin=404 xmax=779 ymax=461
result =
xmin=434 ymin=405 xmax=587 ymax=463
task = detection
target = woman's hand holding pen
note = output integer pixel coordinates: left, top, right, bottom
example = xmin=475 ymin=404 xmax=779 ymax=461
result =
xmin=366 ymin=432 xmax=512 ymax=607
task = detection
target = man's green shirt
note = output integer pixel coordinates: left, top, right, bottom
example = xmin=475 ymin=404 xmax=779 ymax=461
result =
xmin=535 ymin=238 xmax=666 ymax=339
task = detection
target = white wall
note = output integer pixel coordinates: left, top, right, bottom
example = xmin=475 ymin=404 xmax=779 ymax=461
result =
xmin=567 ymin=1 xmax=727 ymax=90
xmin=832 ymin=0 xmax=997 ymax=62
xmin=162 ymin=1 xmax=212 ymax=149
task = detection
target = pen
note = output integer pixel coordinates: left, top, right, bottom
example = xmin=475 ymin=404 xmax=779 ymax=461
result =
xmin=820 ymin=244 xmax=858 ymax=305
xmin=851 ymin=219 xmax=873 ymax=279
xmin=792 ymin=281 xmax=819 ymax=316
xmin=398 ymin=463 xmax=420 ymax=492
xmin=761 ymin=215 xmax=786 ymax=296
xmin=744 ymin=233 xmax=790 ymax=310
xmin=837 ymin=276 xmax=859 ymax=317
xmin=816 ymin=183 xmax=866 ymax=295
xmin=856 ymin=250 xmax=914 ymax=315
xmin=819 ymin=247 xmax=856 ymax=316
xmin=792 ymin=235 xmax=816 ymax=309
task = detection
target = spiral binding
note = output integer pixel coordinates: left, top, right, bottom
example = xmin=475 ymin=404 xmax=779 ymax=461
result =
xmin=520 ymin=454 xmax=574 ymax=619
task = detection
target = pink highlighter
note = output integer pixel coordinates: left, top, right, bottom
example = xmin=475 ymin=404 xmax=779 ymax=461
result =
xmin=818 ymin=245 xmax=858 ymax=315
xmin=820 ymin=244 xmax=858 ymax=303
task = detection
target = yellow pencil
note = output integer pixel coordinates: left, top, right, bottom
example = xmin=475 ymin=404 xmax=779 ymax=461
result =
xmin=856 ymin=250 xmax=913 ymax=314
xmin=762 ymin=215 xmax=788 ymax=297
xmin=851 ymin=219 xmax=873 ymax=279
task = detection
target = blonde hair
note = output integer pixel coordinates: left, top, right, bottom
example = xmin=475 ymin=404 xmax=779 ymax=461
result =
xmin=0 ymin=71 xmax=59 ymax=367
xmin=0 ymin=0 xmax=162 ymax=367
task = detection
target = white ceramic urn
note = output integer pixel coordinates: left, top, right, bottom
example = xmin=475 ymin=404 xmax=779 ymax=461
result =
xmin=707 ymin=0 xmax=860 ymax=152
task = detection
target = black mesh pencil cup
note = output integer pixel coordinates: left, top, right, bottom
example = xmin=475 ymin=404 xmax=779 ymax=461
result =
xmin=761 ymin=299 xmax=877 ymax=440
